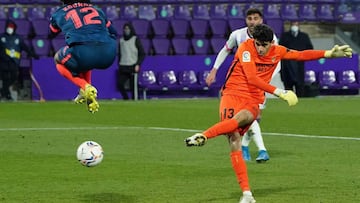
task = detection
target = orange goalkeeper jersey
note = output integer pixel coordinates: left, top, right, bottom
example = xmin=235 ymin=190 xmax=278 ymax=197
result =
xmin=221 ymin=38 xmax=326 ymax=104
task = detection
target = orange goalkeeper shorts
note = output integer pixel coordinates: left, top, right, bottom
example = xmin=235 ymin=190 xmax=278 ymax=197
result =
xmin=219 ymin=94 xmax=260 ymax=135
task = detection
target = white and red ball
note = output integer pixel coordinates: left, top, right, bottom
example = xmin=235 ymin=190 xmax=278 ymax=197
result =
xmin=76 ymin=141 xmax=104 ymax=167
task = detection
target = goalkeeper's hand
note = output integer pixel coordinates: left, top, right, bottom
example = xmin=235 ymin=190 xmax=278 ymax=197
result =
xmin=273 ymin=88 xmax=298 ymax=106
xmin=324 ymin=45 xmax=353 ymax=58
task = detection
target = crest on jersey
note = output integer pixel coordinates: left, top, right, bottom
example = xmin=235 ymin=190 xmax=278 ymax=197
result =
xmin=242 ymin=51 xmax=250 ymax=62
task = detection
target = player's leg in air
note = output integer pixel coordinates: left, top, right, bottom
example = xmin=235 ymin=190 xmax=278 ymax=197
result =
xmin=73 ymin=71 xmax=92 ymax=104
xmin=185 ymin=95 xmax=257 ymax=203
xmin=54 ymin=45 xmax=99 ymax=113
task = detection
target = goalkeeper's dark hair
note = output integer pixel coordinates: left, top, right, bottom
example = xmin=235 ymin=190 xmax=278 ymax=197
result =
xmin=252 ymin=24 xmax=274 ymax=43
xmin=246 ymin=8 xmax=263 ymax=18
xmin=61 ymin=0 xmax=91 ymax=4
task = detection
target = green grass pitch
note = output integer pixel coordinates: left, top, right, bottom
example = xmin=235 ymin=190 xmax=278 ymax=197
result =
xmin=0 ymin=96 xmax=359 ymax=203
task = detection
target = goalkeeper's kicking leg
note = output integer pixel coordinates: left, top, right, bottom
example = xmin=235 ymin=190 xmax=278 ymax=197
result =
xmin=185 ymin=95 xmax=258 ymax=202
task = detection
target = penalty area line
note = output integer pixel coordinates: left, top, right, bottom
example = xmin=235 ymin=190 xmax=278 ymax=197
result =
xmin=0 ymin=126 xmax=359 ymax=141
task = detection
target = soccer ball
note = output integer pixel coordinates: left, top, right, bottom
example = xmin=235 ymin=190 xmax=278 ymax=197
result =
xmin=76 ymin=141 xmax=104 ymax=167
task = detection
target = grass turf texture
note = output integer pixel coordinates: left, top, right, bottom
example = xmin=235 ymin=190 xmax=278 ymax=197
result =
xmin=0 ymin=97 xmax=359 ymax=202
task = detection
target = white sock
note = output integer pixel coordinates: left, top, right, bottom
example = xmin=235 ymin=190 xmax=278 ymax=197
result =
xmin=243 ymin=191 xmax=252 ymax=196
xmin=241 ymin=128 xmax=253 ymax=147
xmin=251 ymin=120 xmax=266 ymax=151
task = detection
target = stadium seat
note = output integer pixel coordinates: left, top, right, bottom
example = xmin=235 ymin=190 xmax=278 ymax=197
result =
xmin=191 ymin=38 xmax=211 ymax=55
xmin=158 ymin=70 xmax=181 ymax=91
xmin=263 ymin=4 xmax=281 ymax=19
xmin=111 ymin=19 xmax=127 ymax=38
xmin=170 ymin=19 xmax=190 ymax=38
xmin=210 ymin=37 xmax=226 ymax=53
xmin=227 ymin=4 xmax=245 ymax=19
xmin=0 ymin=7 xmax=7 ymax=19
xmin=266 ymin=19 xmax=283 ymax=37
xmin=335 ymin=3 xmax=350 ymax=20
xmin=0 ymin=0 xmax=11 ymax=4
xmin=209 ymin=4 xmax=227 ymax=19
xmin=138 ymin=70 xmax=161 ymax=99
xmin=157 ymin=4 xmax=174 ymax=19
xmin=151 ymin=19 xmax=170 ymax=38
xmin=8 ymin=7 xmax=27 ymax=19
xmin=299 ymin=4 xmax=317 ymax=21
xmin=317 ymin=4 xmax=335 ymax=21
xmin=228 ymin=19 xmax=246 ymax=31
xmin=305 ymin=70 xmax=317 ymax=84
xmin=339 ymin=70 xmax=360 ymax=89
xmin=280 ymin=4 xmax=298 ymax=21
xmin=209 ymin=19 xmax=228 ymax=37
xmin=189 ymin=19 xmax=210 ymax=37
xmin=15 ymin=0 xmax=34 ymax=4
xmin=103 ymin=5 xmax=119 ymax=20
xmin=319 ymin=70 xmax=341 ymax=89
xmin=131 ymin=19 xmax=151 ymax=38
xmin=32 ymin=38 xmax=51 ymax=56
xmin=139 ymin=70 xmax=158 ymax=90
xmin=140 ymin=38 xmax=152 ymax=55
xmin=32 ymin=19 xmax=50 ymax=37
xmin=193 ymin=4 xmax=210 ymax=20
xmin=27 ymin=6 xmax=47 ymax=20
xmin=45 ymin=5 xmax=61 ymax=17
xmin=152 ymin=38 xmax=170 ymax=55
xmin=13 ymin=19 xmax=32 ymax=37
xmin=0 ymin=19 xmax=6 ymax=31
xmin=120 ymin=5 xmax=137 ymax=20
xmin=138 ymin=5 xmax=156 ymax=21
xmin=174 ymin=4 xmax=192 ymax=20
xmin=178 ymin=70 xmax=201 ymax=90
xmin=171 ymin=38 xmax=191 ymax=55
xmin=198 ymin=70 xmax=222 ymax=90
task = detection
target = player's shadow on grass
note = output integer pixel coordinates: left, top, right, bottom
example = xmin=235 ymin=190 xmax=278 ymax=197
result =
xmin=81 ymin=193 xmax=136 ymax=203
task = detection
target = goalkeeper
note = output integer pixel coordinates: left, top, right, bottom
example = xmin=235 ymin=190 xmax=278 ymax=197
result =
xmin=184 ymin=24 xmax=352 ymax=203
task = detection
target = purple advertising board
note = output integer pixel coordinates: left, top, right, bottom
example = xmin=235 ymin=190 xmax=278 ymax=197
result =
xmin=32 ymin=54 xmax=358 ymax=101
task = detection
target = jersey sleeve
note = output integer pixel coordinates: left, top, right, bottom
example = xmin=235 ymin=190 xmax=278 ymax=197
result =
xmin=49 ymin=14 xmax=61 ymax=34
xmin=225 ymin=31 xmax=238 ymax=51
xmin=281 ymin=47 xmax=325 ymax=61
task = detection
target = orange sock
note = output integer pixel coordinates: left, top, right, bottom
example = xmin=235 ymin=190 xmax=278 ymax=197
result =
xmin=230 ymin=151 xmax=250 ymax=191
xmin=56 ymin=64 xmax=88 ymax=89
xmin=79 ymin=71 xmax=91 ymax=84
xmin=203 ymin=119 xmax=239 ymax=139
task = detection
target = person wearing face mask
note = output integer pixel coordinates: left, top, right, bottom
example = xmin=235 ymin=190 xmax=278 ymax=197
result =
xmin=0 ymin=20 xmax=39 ymax=101
xmin=117 ymin=22 xmax=145 ymax=100
xmin=279 ymin=21 xmax=314 ymax=97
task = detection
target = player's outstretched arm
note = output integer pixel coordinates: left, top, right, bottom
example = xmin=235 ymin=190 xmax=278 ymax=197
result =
xmin=324 ymin=45 xmax=353 ymax=58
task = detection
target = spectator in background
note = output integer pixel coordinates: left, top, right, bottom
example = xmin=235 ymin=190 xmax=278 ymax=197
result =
xmin=0 ymin=19 xmax=39 ymax=101
xmin=117 ymin=22 xmax=145 ymax=100
xmin=279 ymin=21 xmax=314 ymax=97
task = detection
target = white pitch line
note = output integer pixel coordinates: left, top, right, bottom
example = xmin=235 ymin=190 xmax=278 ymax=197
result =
xmin=0 ymin=126 xmax=359 ymax=141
